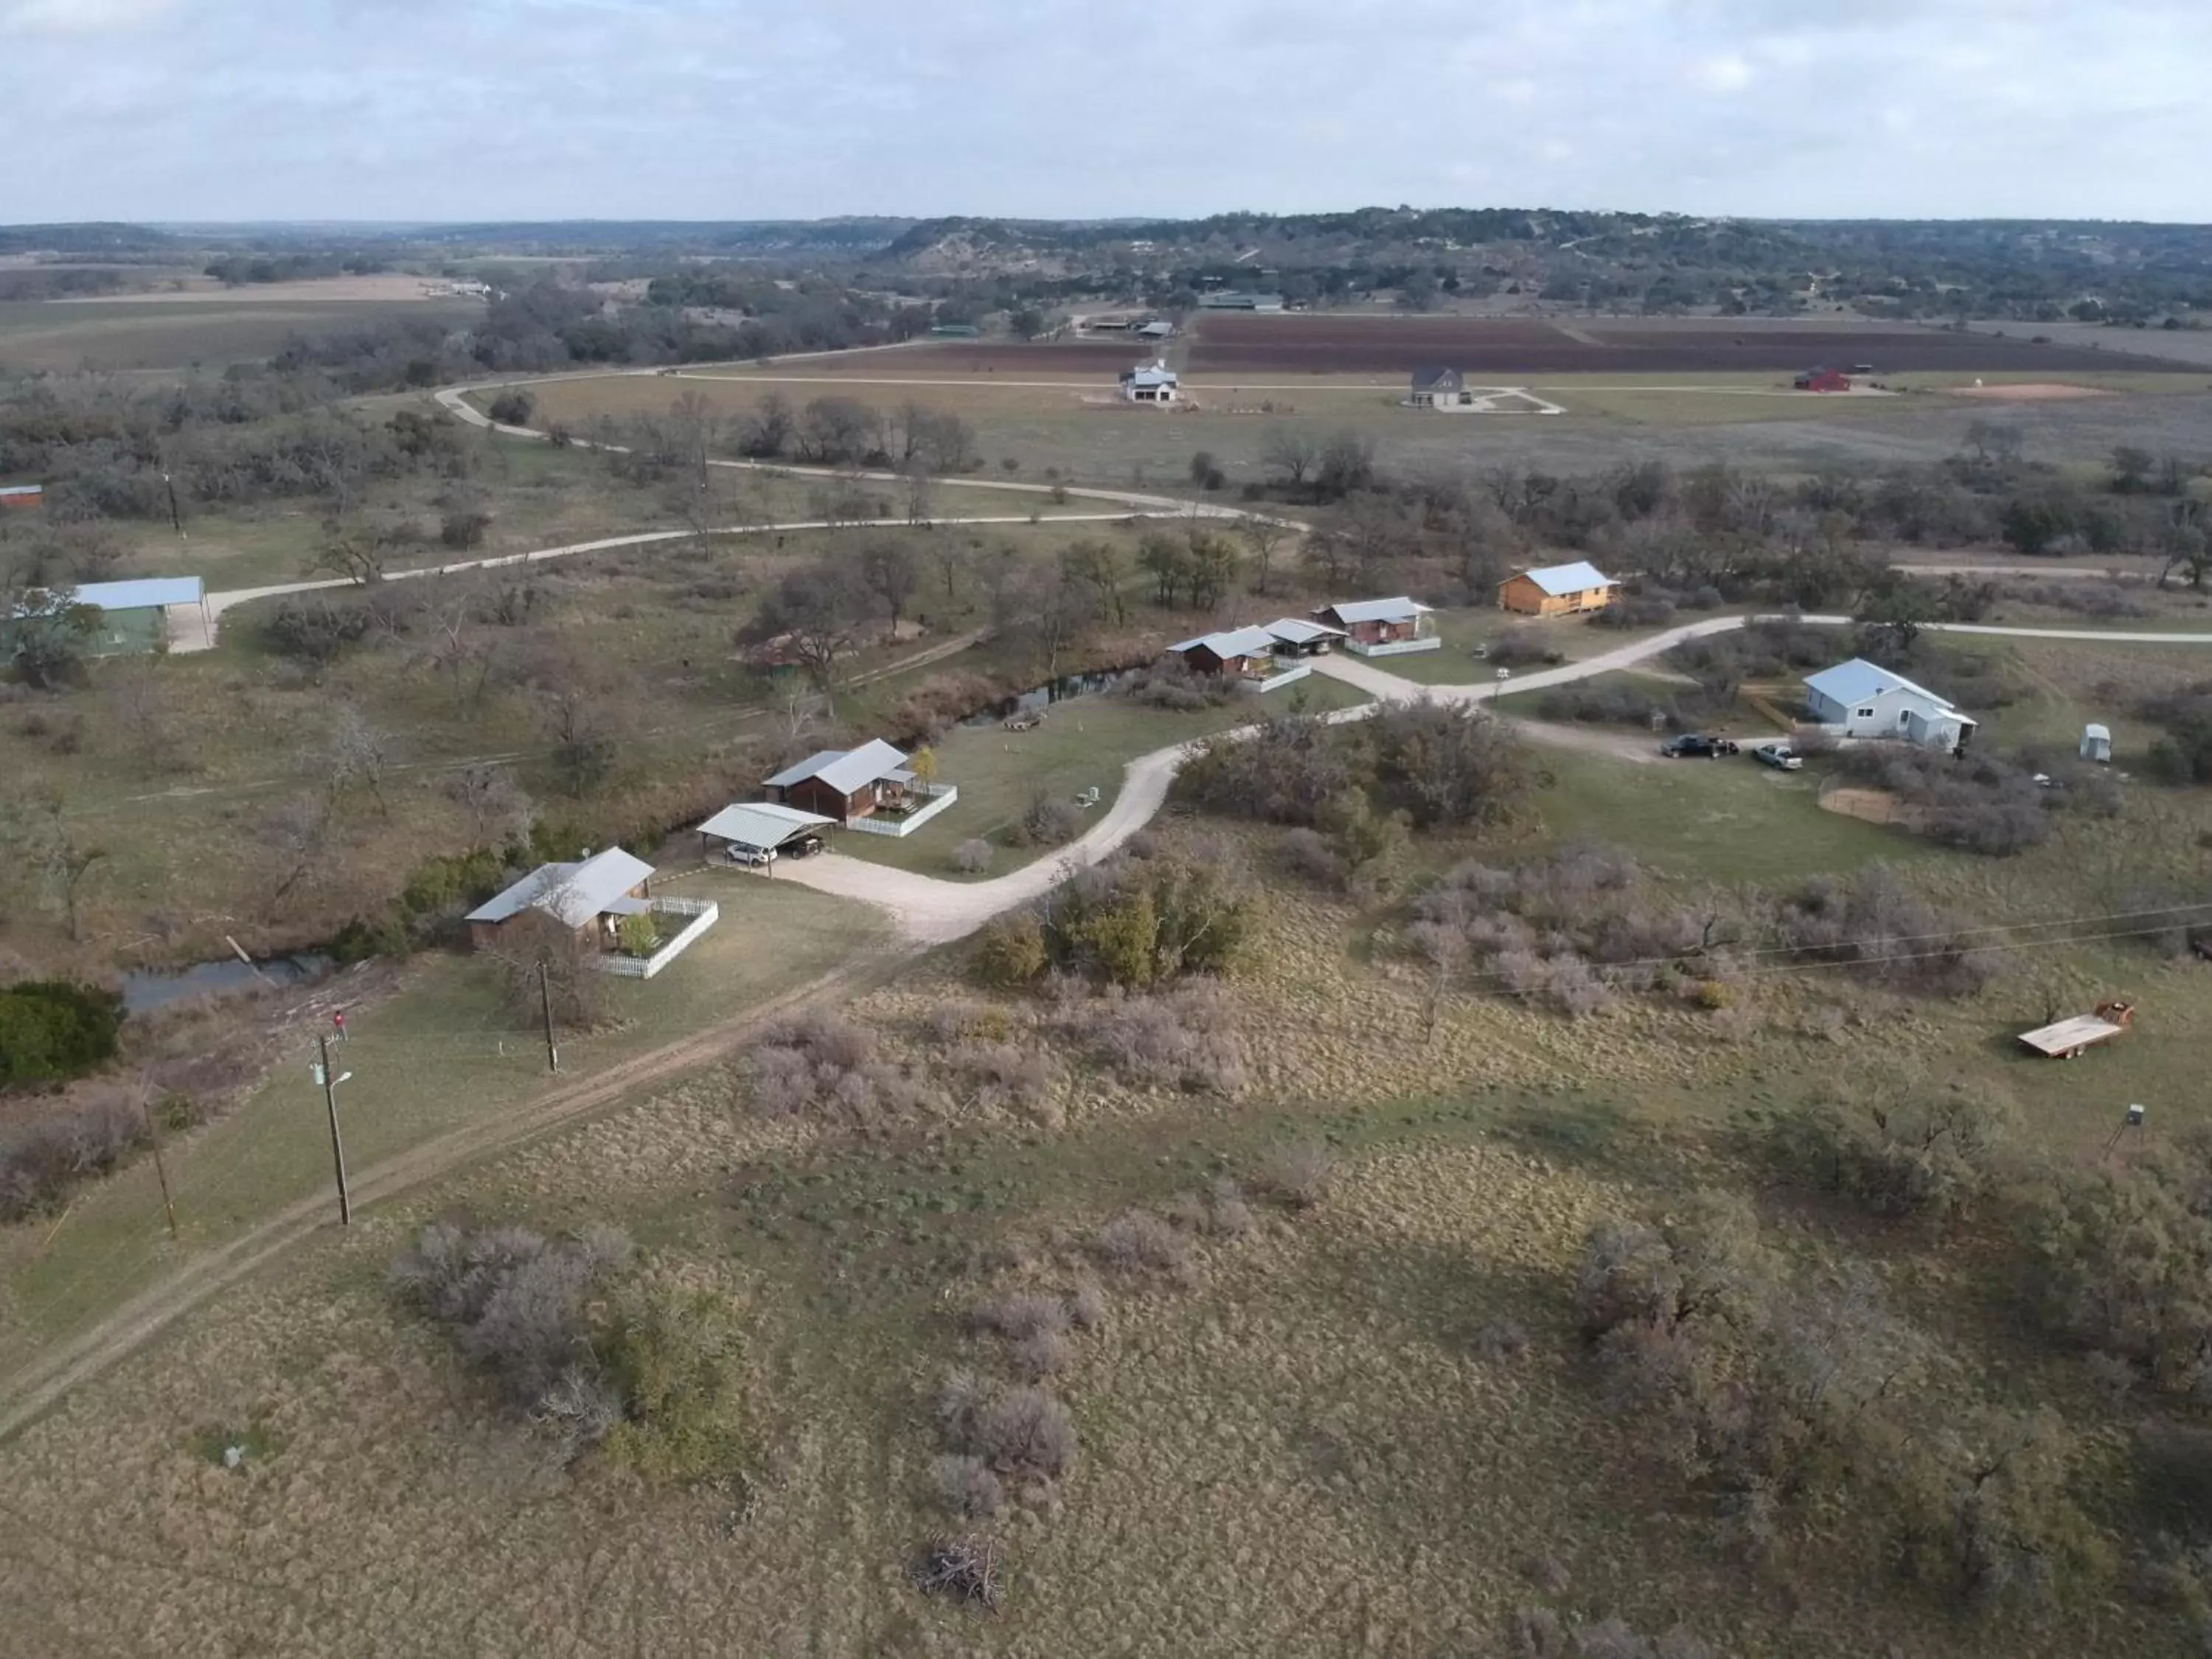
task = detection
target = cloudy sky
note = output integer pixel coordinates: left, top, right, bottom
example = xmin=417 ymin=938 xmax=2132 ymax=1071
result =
xmin=7 ymin=0 xmax=2211 ymax=224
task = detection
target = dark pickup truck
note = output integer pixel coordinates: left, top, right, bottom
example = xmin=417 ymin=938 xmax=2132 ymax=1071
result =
xmin=1659 ymin=734 xmax=1741 ymax=759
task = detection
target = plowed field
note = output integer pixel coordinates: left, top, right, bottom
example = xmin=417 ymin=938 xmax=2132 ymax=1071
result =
xmin=1186 ymin=314 xmax=2198 ymax=375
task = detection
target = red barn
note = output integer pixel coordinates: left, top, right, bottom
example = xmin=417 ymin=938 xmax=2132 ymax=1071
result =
xmin=1794 ymin=369 xmax=1851 ymax=393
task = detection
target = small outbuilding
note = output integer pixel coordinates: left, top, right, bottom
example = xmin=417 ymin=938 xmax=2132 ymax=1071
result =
xmin=1804 ymin=658 xmax=1978 ymax=751
xmin=1311 ymin=597 xmax=1439 ymax=657
xmin=2080 ymin=723 xmax=2112 ymax=763
xmin=1498 ymin=561 xmax=1618 ymax=618
xmin=7 ymin=575 xmax=208 ymax=658
xmin=0 ymin=484 xmax=43 ymax=512
xmin=465 ymin=847 xmax=655 ymax=953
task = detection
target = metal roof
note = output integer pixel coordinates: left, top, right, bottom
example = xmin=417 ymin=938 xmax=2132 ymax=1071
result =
xmin=2084 ymin=723 xmax=2111 ymax=741
xmin=1260 ymin=617 xmax=1346 ymax=644
xmin=465 ymin=847 xmax=655 ymax=928
xmin=1514 ymin=561 xmax=1615 ymax=597
xmin=696 ymin=801 xmax=835 ymax=849
xmin=1804 ymin=658 xmax=1957 ymax=712
xmin=1121 ymin=363 xmax=1178 ymax=386
xmin=72 ymin=576 xmax=204 ymax=611
xmin=0 ymin=484 xmax=41 ymax=498
xmin=1411 ymin=365 xmax=1464 ymax=392
xmin=1317 ymin=597 xmax=1432 ymax=625
xmin=763 ymin=738 xmax=911 ymax=796
xmin=1169 ymin=625 xmax=1276 ymax=658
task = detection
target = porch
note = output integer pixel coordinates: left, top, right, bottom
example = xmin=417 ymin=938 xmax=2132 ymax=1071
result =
xmin=596 ymin=897 xmax=721 ymax=979
xmin=844 ymin=781 xmax=960 ymax=838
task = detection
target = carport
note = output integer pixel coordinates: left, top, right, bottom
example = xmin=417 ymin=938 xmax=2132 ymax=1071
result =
xmin=696 ymin=801 xmax=836 ymax=866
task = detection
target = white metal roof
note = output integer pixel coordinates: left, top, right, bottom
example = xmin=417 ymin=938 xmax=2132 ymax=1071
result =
xmin=72 ymin=576 xmax=204 ymax=611
xmin=2084 ymin=723 xmax=2111 ymax=741
xmin=0 ymin=484 xmax=41 ymax=498
xmin=1260 ymin=617 xmax=1346 ymax=644
xmin=465 ymin=847 xmax=655 ymax=928
xmin=1169 ymin=625 xmax=1276 ymax=658
xmin=1318 ymin=597 xmax=1432 ymax=625
xmin=762 ymin=737 xmax=911 ymax=796
xmin=1804 ymin=658 xmax=1957 ymax=712
xmin=1514 ymin=561 xmax=1616 ymax=597
xmin=696 ymin=801 xmax=835 ymax=848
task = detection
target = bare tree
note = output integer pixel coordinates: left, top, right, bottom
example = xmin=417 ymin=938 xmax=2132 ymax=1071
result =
xmin=862 ymin=540 xmax=923 ymax=643
xmin=668 ymin=388 xmax=720 ymax=491
xmin=741 ymin=559 xmax=879 ymax=692
xmin=1 ymin=789 xmax=108 ymax=942
xmin=1060 ymin=538 xmax=1127 ymax=625
xmin=443 ymin=765 xmax=532 ymax=852
xmin=926 ymin=533 xmax=970 ymax=605
xmin=1261 ymin=428 xmax=1319 ymax=489
xmin=1240 ymin=515 xmax=1293 ymax=597
xmin=309 ymin=516 xmax=412 ymax=585
xmin=329 ymin=704 xmax=394 ymax=815
xmin=259 ymin=791 xmax=336 ymax=919
xmin=903 ymin=460 xmax=935 ymax=526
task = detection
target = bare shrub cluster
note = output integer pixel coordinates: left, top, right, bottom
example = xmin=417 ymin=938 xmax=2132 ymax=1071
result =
xmin=1051 ymin=981 xmax=1249 ymax=1094
xmin=1410 ymin=841 xmax=1726 ymax=1018
xmin=936 ymin=1372 xmax=1079 ymax=1490
xmin=1767 ymin=868 xmax=2000 ymax=996
xmin=945 ymin=1040 xmax=1061 ymax=1115
xmin=1766 ymin=1084 xmax=2018 ymax=1233
xmin=741 ymin=1009 xmax=933 ymax=1122
xmin=1576 ymin=1195 xmax=2094 ymax=1607
xmin=1249 ymin=1140 xmax=1339 ymax=1210
xmin=0 ymin=1087 xmax=149 ymax=1222
xmin=1120 ymin=658 xmax=1240 ymax=712
xmin=1832 ymin=745 xmax=2064 ymax=856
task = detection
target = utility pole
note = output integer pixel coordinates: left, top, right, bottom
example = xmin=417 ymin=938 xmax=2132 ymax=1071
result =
xmin=137 ymin=1085 xmax=178 ymax=1240
xmin=318 ymin=1034 xmax=352 ymax=1225
xmin=538 ymin=959 xmax=560 ymax=1074
xmin=163 ymin=470 xmax=182 ymax=538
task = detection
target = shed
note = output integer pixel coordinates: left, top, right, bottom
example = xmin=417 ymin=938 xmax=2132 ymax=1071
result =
xmin=1499 ymin=561 xmax=1618 ymax=617
xmin=1166 ymin=625 xmax=1279 ymax=678
xmin=465 ymin=846 xmax=655 ymax=952
xmin=697 ymin=801 xmax=834 ymax=858
xmin=0 ymin=484 xmax=43 ymax=511
xmin=11 ymin=574 xmax=208 ymax=657
xmin=1795 ymin=368 xmax=1851 ymax=393
xmin=2080 ymin=723 xmax=2112 ymax=763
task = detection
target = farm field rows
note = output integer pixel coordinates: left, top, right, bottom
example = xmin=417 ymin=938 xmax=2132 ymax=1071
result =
xmin=0 ymin=296 xmax=484 ymax=373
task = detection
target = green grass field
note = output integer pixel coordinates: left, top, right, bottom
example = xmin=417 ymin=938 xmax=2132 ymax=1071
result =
xmin=0 ymin=877 xmax=888 ymax=1368
xmin=835 ymin=674 xmax=1371 ymax=878
xmin=0 ymin=296 xmax=484 ymax=374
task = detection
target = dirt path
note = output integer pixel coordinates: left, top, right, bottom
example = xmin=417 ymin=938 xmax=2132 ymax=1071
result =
xmin=0 ymin=956 xmax=908 ymax=1439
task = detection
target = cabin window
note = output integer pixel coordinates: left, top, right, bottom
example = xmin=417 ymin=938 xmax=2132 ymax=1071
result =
xmin=1899 ymin=710 xmax=1911 ymax=727
xmin=1855 ymin=706 xmax=1874 ymax=719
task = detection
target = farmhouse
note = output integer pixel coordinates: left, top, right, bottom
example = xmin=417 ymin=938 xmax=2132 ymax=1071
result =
xmin=1407 ymin=366 xmax=1475 ymax=410
xmin=1804 ymin=658 xmax=1978 ymax=751
xmin=1795 ymin=367 xmax=1852 ymax=392
xmin=1498 ymin=561 xmax=1618 ymax=617
xmin=0 ymin=484 xmax=42 ymax=511
xmin=763 ymin=739 xmax=959 ymax=837
xmin=1119 ymin=361 xmax=1180 ymax=403
xmin=696 ymin=801 xmax=834 ymax=863
xmin=1312 ymin=597 xmax=1439 ymax=657
xmin=465 ymin=847 xmax=655 ymax=953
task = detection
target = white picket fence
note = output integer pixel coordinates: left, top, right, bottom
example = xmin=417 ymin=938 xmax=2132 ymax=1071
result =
xmin=597 ymin=897 xmax=719 ymax=979
xmin=1348 ymin=635 xmax=1442 ymax=658
xmin=844 ymin=782 xmax=959 ymax=838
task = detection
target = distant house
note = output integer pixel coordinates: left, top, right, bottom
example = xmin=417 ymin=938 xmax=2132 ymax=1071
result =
xmin=1119 ymin=360 xmax=1179 ymax=404
xmin=0 ymin=484 xmax=43 ymax=512
xmin=1795 ymin=367 xmax=1851 ymax=393
xmin=465 ymin=847 xmax=656 ymax=953
xmin=1197 ymin=291 xmax=1285 ymax=312
xmin=1257 ymin=616 xmax=1346 ymax=657
xmin=1407 ymin=366 xmax=1474 ymax=410
xmin=1137 ymin=318 xmax=1175 ymax=341
xmin=1311 ymin=597 xmax=1439 ymax=657
xmin=5 ymin=575 xmax=207 ymax=658
xmin=696 ymin=801 xmax=835 ymax=863
xmin=930 ymin=323 xmax=982 ymax=338
xmin=763 ymin=739 xmax=959 ymax=838
xmin=1498 ymin=561 xmax=1618 ymax=618
xmin=1804 ymin=658 xmax=1978 ymax=751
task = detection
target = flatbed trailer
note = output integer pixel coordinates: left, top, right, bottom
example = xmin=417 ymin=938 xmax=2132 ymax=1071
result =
xmin=2018 ymin=1001 xmax=2135 ymax=1059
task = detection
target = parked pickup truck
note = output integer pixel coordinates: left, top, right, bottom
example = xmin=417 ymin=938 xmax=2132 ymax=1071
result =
xmin=1752 ymin=742 xmax=1804 ymax=771
xmin=1660 ymin=734 xmax=1740 ymax=759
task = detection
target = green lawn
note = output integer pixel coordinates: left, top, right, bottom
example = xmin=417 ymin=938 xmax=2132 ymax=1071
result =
xmin=1371 ymin=607 xmax=1725 ymax=688
xmin=0 ymin=877 xmax=888 ymax=1368
xmin=836 ymin=674 xmax=1371 ymax=878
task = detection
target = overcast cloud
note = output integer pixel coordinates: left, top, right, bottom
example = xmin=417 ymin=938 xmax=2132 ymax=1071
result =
xmin=6 ymin=0 xmax=2211 ymax=223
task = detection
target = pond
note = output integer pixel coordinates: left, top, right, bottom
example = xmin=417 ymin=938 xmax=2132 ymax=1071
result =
xmin=956 ymin=666 xmax=1145 ymax=730
xmin=120 ymin=952 xmax=333 ymax=1015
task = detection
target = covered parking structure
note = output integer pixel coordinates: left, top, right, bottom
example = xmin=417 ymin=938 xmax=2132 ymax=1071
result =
xmin=697 ymin=801 xmax=836 ymax=865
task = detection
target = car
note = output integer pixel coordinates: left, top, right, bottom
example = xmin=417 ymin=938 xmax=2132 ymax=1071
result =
xmin=781 ymin=834 xmax=827 ymax=860
xmin=1752 ymin=742 xmax=1804 ymax=771
xmin=1660 ymin=734 xmax=1739 ymax=759
xmin=723 ymin=844 xmax=774 ymax=868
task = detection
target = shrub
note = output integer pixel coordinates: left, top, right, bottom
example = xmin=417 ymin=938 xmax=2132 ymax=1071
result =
xmin=1067 ymin=1281 xmax=1107 ymax=1330
xmin=1175 ymin=712 xmax=1366 ymax=827
xmin=1279 ymin=826 xmax=1346 ymax=886
xmin=263 ymin=594 xmax=372 ymax=664
xmin=1123 ymin=659 xmax=1239 ymax=712
xmin=615 ymin=910 xmax=661 ymax=959
xmin=949 ymin=1041 xmax=1060 ymax=1113
xmin=969 ymin=1290 xmax=1068 ymax=1341
xmin=973 ymin=912 xmax=1048 ymax=989
xmin=0 ymin=979 xmax=125 ymax=1087
xmin=961 ymin=1383 xmax=1078 ymax=1481
xmin=0 ymin=1089 xmax=148 ymax=1222
xmin=1016 ymin=793 xmax=1085 ymax=846
xmin=1008 ymin=1326 xmax=1074 ymax=1381
xmin=928 ymin=1454 xmax=1004 ymax=1520
xmin=1474 ymin=1319 xmax=1531 ymax=1362
xmin=1057 ymin=984 xmax=1248 ymax=1093
xmin=741 ymin=1009 xmax=930 ymax=1122
xmin=1767 ymin=1085 xmax=2017 ymax=1231
xmin=1091 ymin=1208 xmax=1192 ymax=1276
xmin=1037 ymin=853 xmax=1253 ymax=988
xmin=1251 ymin=1141 xmax=1338 ymax=1209
xmin=950 ymin=837 xmax=994 ymax=874
xmin=1486 ymin=626 xmax=1565 ymax=669
xmin=1768 ymin=868 xmax=1999 ymax=996
xmin=487 ymin=389 xmax=537 ymax=426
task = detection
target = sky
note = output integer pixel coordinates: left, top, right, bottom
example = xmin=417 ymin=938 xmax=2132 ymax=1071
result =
xmin=7 ymin=0 xmax=2212 ymax=225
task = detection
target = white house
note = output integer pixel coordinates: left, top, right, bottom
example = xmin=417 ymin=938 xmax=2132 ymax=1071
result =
xmin=1804 ymin=658 xmax=1978 ymax=751
xmin=1408 ymin=366 xmax=1475 ymax=410
xmin=1119 ymin=360 xmax=1179 ymax=404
